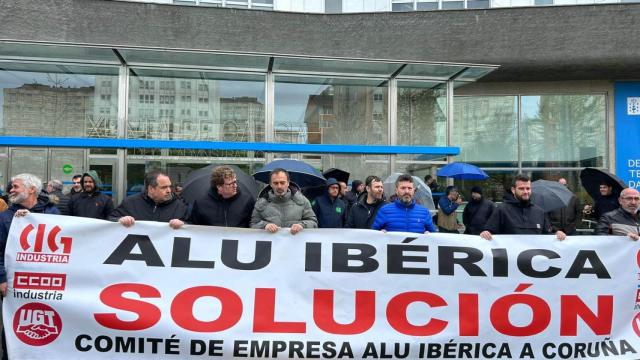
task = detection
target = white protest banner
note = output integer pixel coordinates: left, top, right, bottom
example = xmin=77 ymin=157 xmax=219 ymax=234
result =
xmin=3 ymin=213 xmax=640 ymax=359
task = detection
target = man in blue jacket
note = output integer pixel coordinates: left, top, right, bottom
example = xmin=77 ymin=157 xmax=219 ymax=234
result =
xmin=312 ymin=177 xmax=347 ymax=228
xmin=371 ymin=174 xmax=437 ymax=233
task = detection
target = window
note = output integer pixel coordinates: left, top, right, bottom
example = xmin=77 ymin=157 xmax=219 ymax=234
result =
xmin=417 ymin=1 xmax=439 ymax=10
xmin=442 ymin=1 xmax=464 ymax=9
xmin=392 ymin=2 xmax=414 ymax=11
xmin=467 ymin=0 xmax=491 ymax=8
xmin=275 ymin=76 xmax=388 ymax=145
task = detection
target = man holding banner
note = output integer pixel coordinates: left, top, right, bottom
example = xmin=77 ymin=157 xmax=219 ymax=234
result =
xmin=371 ymin=173 xmax=437 ymax=233
xmin=108 ymin=170 xmax=188 ymax=229
xmin=480 ymin=174 xmax=566 ymax=240
xmin=596 ymin=187 xmax=640 ymax=240
xmin=250 ymin=168 xmax=317 ymax=234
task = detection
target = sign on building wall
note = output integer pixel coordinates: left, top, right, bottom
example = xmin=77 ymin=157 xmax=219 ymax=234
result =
xmin=615 ymin=82 xmax=640 ymax=188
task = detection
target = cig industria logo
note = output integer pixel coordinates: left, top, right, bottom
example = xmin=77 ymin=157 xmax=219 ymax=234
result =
xmin=16 ymin=224 xmax=73 ymax=264
xmin=13 ymin=302 xmax=62 ymax=346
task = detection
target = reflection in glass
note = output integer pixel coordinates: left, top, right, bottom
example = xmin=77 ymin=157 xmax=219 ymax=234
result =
xmin=127 ymin=73 xmax=265 ymax=144
xmin=274 ymin=77 xmax=388 ymax=145
xmin=0 ymin=65 xmax=119 ymax=138
xmin=521 ymin=95 xmax=606 ymax=168
xmin=453 ymin=96 xmax=518 ymax=167
xmin=397 ymin=82 xmax=447 ymax=146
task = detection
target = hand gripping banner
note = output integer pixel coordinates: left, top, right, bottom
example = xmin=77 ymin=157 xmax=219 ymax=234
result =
xmin=3 ymin=213 xmax=640 ymax=359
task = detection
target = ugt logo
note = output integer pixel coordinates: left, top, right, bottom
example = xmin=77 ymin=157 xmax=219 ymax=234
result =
xmin=16 ymin=224 xmax=72 ymax=264
xmin=13 ymin=302 xmax=62 ymax=346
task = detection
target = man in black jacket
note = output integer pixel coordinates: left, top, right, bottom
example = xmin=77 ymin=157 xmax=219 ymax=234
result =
xmin=346 ymin=175 xmax=386 ymax=229
xmin=67 ymin=170 xmax=114 ymax=219
xmin=190 ymin=165 xmax=255 ymax=227
xmin=480 ymin=174 xmax=566 ymax=240
xmin=462 ymin=186 xmax=494 ymax=235
xmin=596 ymin=188 xmax=639 ymax=240
xmin=109 ymin=170 xmax=188 ymax=229
xmin=312 ymin=178 xmax=347 ymax=228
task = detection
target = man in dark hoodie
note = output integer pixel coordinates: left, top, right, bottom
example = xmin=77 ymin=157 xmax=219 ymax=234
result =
xmin=67 ymin=170 xmax=114 ymax=219
xmin=462 ymin=186 xmax=495 ymax=235
xmin=312 ymin=177 xmax=347 ymax=228
xmin=190 ymin=165 xmax=255 ymax=227
xmin=0 ymin=173 xmax=59 ymax=296
xmin=591 ymin=181 xmax=620 ymax=221
xmin=346 ymin=175 xmax=386 ymax=229
xmin=109 ymin=170 xmax=188 ymax=229
xmin=480 ymin=174 xmax=566 ymax=240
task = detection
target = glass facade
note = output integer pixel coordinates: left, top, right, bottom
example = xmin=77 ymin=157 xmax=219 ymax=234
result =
xmin=274 ymin=76 xmax=388 ymax=145
xmin=0 ymin=64 xmax=120 ymax=138
xmin=0 ymin=44 xmax=609 ymax=209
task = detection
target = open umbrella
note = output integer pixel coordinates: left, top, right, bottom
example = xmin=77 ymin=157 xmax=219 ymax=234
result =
xmin=253 ymin=159 xmax=326 ymax=188
xmin=383 ymin=173 xmax=435 ymax=210
xmin=580 ymin=167 xmax=626 ymax=200
xmin=437 ymin=162 xmax=489 ymax=180
xmin=181 ymin=164 xmax=259 ymax=205
xmin=530 ymin=180 xmax=574 ymax=213
xmin=322 ymin=168 xmax=350 ymax=184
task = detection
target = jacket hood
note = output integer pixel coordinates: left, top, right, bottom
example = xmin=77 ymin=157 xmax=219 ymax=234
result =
xmin=357 ymin=191 xmax=385 ymax=206
xmin=503 ymin=191 xmax=532 ymax=207
xmin=82 ymin=170 xmax=103 ymax=192
xmin=258 ymin=181 xmax=302 ymax=199
xmin=9 ymin=192 xmax=56 ymax=212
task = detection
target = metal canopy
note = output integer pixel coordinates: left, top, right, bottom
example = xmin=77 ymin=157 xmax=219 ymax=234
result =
xmin=0 ymin=40 xmax=498 ymax=81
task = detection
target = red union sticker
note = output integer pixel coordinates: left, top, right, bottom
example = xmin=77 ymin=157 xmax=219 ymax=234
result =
xmin=633 ymin=313 xmax=640 ymax=337
xmin=13 ymin=303 xmax=62 ymax=346
xmin=14 ymin=272 xmax=66 ymax=291
xmin=16 ymin=224 xmax=73 ymax=264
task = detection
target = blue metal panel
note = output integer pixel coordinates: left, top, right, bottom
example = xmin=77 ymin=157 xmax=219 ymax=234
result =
xmin=0 ymin=136 xmax=459 ymax=155
xmin=615 ymin=82 xmax=640 ymax=189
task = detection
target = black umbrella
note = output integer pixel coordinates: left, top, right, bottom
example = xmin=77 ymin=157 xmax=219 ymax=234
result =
xmin=322 ymin=168 xmax=350 ymax=184
xmin=580 ymin=168 xmax=626 ymax=200
xmin=181 ymin=164 xmax=259 ymax=205
xmin=531 ymin=180 xmax=574 ymax=213
xmin=253 ymin=159 xmax=326 ymax=188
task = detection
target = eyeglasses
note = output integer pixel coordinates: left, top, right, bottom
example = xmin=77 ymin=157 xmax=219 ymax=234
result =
xmin=621 ymin=197 xmax=640 ymax=201
xmin=223 ymin=181 xmax=238 ymax=187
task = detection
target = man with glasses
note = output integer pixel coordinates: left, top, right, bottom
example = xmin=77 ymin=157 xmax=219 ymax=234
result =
xmin=190 ymin=165 xmax=255 ymax=227
xmin=596 ymin=188 xmax=640 ymax=240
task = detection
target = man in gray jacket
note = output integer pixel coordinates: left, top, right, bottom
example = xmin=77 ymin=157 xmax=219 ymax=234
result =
xmin=250 ymin=168 xmax=317 ymax=234
xmin=596 ymin=188 xmax=639 ymax=240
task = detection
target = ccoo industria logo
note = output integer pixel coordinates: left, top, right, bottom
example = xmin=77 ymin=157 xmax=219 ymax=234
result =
xmin=16 ymin=224 xmax=73 ymax=264
xmin=13 ymin=302 xmax=62 ymax=346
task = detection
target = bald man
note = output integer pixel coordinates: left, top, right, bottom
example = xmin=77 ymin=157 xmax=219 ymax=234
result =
xmin=596 ymin=188 xmax=640 ymax=240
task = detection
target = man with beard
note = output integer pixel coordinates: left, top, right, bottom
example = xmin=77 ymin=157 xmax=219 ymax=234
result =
xmin=596 ymin=188 xmax=640 ymax=240
xmin=67 ymin=171 xmax=114 ymax=219
xmin=0 ymin=174 xmax=60 ymax=296
xmin=371 ymin=173 xmax=436 ymax=233
xmin=250 ymin=168 xmax=317 ymax=234
xmin=462 ymin=186 xmax=495 ymax=235
xmin=347 ymin=175 xmax=387 ymax=229
xmin=480 ymin=174 xmax=566 ymax=240
xmin=190 ymin=166 xmax=255 ymax=227
xmin=312 ymin=178 xmax=347 ymax=228
xmin=109 ymin=170 xmax=188 ymax=229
